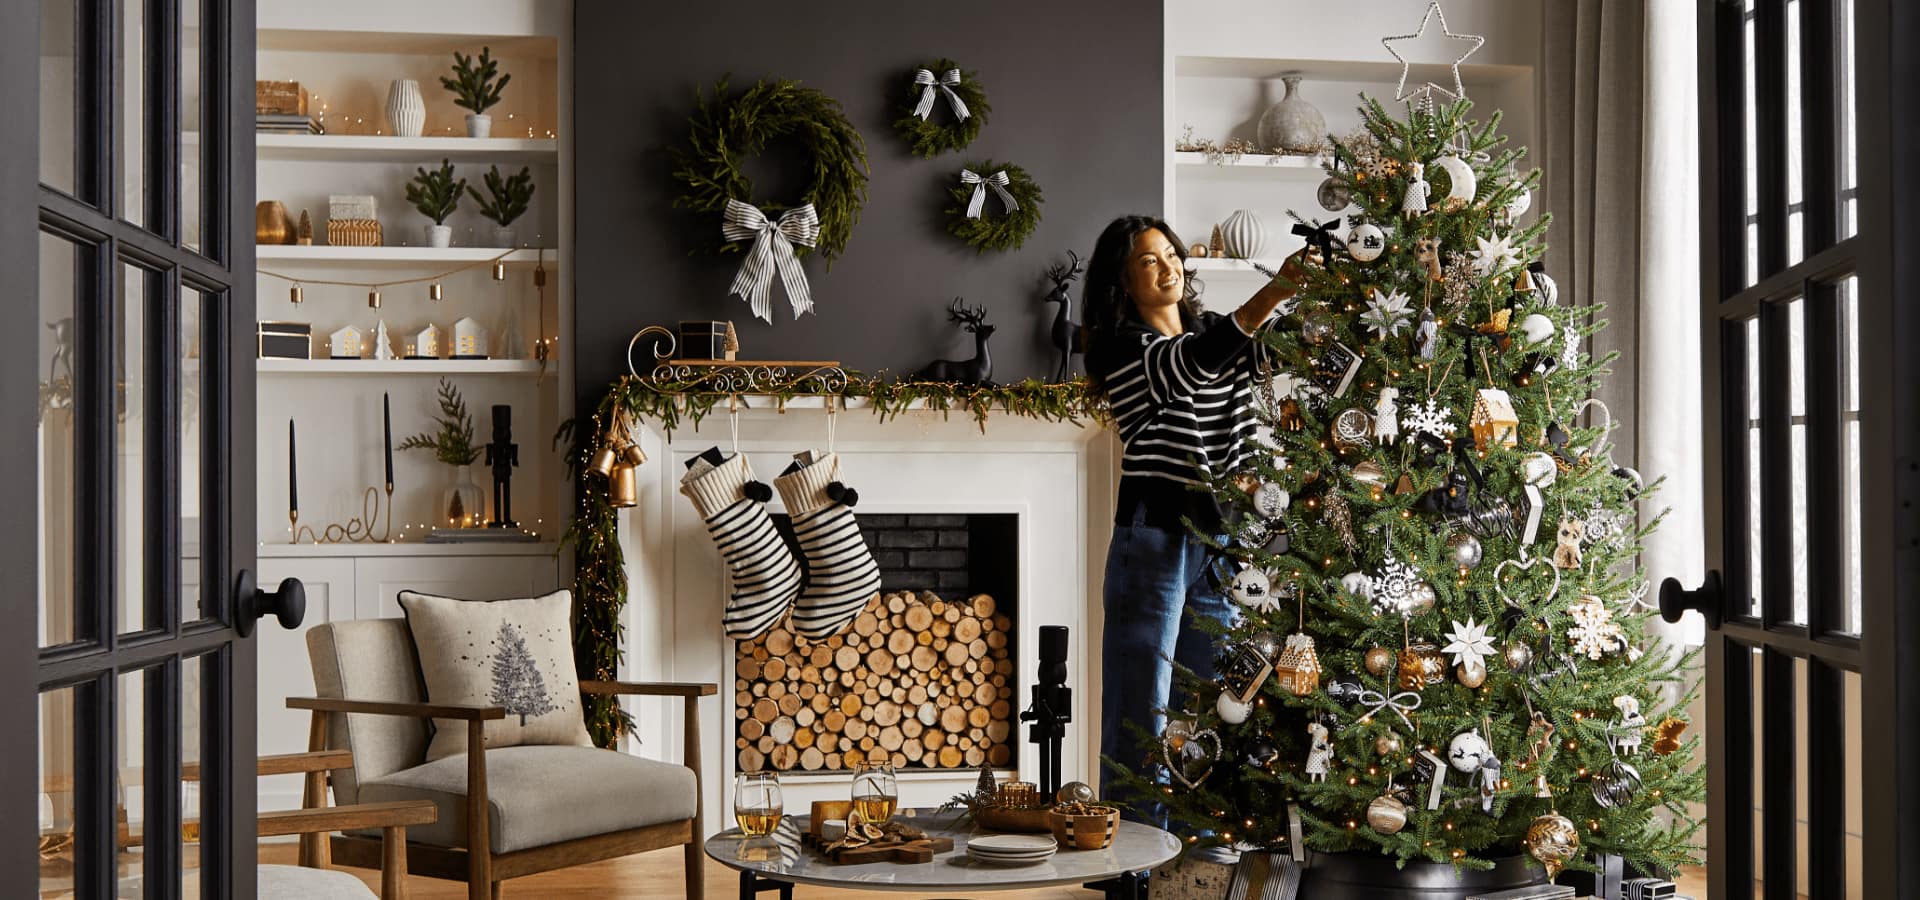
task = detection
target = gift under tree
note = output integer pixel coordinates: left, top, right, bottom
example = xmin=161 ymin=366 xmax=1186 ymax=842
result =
xmin=1108 ymin=96 xmax=1704 ymax=880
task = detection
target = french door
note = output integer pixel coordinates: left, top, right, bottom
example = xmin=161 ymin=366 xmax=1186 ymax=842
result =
xmin=10 ymin=0 xmax=267 ymax=896
xmin=1670 ymin=0 xmax=1919 ymax=897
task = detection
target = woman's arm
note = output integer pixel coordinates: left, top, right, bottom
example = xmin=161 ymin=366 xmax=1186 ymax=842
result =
xmin=1230 ymin=249 xmax=1312 ymax=334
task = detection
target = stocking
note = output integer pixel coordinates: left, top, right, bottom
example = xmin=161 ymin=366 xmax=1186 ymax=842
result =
xmin=680 ymin=451 xmax=802 ymax=640
xmin=773 ymin=452 xmax=881 ymax=638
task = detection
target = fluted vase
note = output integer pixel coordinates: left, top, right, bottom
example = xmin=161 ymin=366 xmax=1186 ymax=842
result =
xmin=1220 ymin=209 xmax=1267 ymax=260
xmin=385 ymin=79 xmax=426 ymax=137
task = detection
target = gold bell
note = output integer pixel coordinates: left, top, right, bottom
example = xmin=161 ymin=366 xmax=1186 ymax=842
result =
xmin=289 ymin=283 xmax=304 ymax=304
xmin=492 ymin=260 xmax=507 ymax=281
xmin=620 ymin=443 xmax=647 ymax=467
xmin=368 ymin=288 xmax=381 ymax=309
xmin=587 ymin=444 xmax=620 ymax=478
xmin=1514 ymin=268 xmax=1536 ymax=293
xmin=608 ymin=462 xmax=640 ymax=508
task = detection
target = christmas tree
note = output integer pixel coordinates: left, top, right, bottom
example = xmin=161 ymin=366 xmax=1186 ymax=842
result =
xmin=1112 ymin=97 xmax=1703 ymax=878
xmin=490 ymin=622 xmax=557 ymax=726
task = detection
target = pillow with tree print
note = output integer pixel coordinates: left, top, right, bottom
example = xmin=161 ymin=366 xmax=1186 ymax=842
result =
xmin=399 ymin=589 xmax=593 ymax=760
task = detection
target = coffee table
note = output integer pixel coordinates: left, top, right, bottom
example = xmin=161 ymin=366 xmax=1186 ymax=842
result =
xmin=706 ymin=807 xmax=1179 ymax=900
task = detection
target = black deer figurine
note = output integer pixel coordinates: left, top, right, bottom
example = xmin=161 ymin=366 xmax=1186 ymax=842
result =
xmin=912 ymin=298 xmax=996 ymax=386
xmin=1042 ymin=250 xmax=1085 ymax=381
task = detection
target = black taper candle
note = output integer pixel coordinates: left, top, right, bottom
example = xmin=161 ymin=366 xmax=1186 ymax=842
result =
xmin=383 ymin=392 xmax=394 ymax=487
xmin=288 ymin=418 xmax=298 ymax=513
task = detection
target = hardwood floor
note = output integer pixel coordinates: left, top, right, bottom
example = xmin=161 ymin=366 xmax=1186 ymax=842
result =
xmin=262 ymin=843 xmax=1709 ymax=899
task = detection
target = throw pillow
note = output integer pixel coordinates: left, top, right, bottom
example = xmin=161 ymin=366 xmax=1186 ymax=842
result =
xmin=399 ymin=589 xmax=593 ymax=760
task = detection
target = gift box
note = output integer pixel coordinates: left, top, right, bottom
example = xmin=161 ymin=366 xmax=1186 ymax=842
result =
xmin=325 ymin=219 xmax=382 ymax=247
xmin=1622 ymin=878 xmax=1678 ymax=900
xmin=1227 ymin=850 xmax=1301 ymax=899
xmin=1151 ymin=845 xmax=1238 ymax=900
xmin=258 ymin=321 xmax=312 ymax=359
xmin=255 ymin=80 xmax=307 ymax=116
xmin=677 ymin=320 xmax=738 ymax=360
xmin=1464 ymin=886 xmax=1575 ymax=900
xmin=1556 ymin=853 xmax=1624 ymax=899
xmin=328 ymin=194 xmax=378 ymax=222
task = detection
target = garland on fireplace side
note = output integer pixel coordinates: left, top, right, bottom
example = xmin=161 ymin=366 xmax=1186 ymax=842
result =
xmin=560 ymin=374 xmax=1106 ymax=747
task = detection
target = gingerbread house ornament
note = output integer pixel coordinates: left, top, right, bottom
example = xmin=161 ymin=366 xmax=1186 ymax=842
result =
xmin=1273 ymin=633 xmax=1322 ymax=696
xmin=1471 ymin=388 xmax=1520 ymax=448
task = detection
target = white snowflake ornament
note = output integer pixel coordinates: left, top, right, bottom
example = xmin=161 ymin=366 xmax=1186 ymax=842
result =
xmin=1361 ymin=289 xmax=1415 ymax=339
xmin=1370 ymin=558 xmax=1424 ymax=615
xmin=1402 ymin=399 xmax=1456 ymax=442
xmin=1470 ymin=233 xmax=1520 ymax=277
xmin=1442 ymin=617 xmax=1495 ymax=669
xmin=1568 ymin=594 xmax=1624 ymax=660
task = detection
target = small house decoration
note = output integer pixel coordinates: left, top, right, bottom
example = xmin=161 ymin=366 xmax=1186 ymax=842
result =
xmin=452 ymin=317 xmax=489 ymax=359
xmin=1272 ymin=633 xmax=1322 ymax=697
xmin=328 ymin=325 xmax=363 ymax=359
xmin=1471 ymin=388 xmax=1519 ymax=447
xmin=371 ymin=320 xmax=396 ymax=360
xmin=408 ymin=324 xmax=442 ymax=359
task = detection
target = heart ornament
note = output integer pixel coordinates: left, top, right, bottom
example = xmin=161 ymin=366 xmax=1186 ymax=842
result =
xmin=1162 ymin=721 xmax=1222 ymax=790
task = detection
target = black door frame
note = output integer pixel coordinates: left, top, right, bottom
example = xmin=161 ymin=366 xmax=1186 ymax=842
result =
xmin=1695 ymin=0 xmax=1920 ymax=897
xmin=7 ymin=0 xmax=257 ymax=893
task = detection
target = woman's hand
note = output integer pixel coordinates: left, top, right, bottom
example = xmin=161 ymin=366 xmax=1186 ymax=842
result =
xmin=1234 ymin=248 xmax=1314 ymax=333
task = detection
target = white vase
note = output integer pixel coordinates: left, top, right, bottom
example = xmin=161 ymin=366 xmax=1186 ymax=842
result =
xmin=1257 ymin=73 xmax=1328 ymax=154
xmin=385 ymin=79 xmax=426 ymax=138
xmin=425 ymin=224 xmax=452 ymax=248
xmin=1220 ymin=209 xmax=1267 ymax=260
xmin=490 ymin=227 xmax=517 ymax=249
xmin=465 ymin=114 xmax=493 ymax=138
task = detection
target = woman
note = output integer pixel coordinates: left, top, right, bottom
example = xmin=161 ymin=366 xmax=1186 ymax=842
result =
xmin=1085 ymin=215 xmax=1305 ymax=809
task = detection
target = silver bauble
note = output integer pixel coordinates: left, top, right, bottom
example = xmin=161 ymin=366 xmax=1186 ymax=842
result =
xmin=1446 ymin=532 xmax=1484 ymax=570
xmin=1057 ymin=781 xmax=1096 ymax=804
xmin=1590 ymin=759 xmax=1643 ymax=809
xmin=1300 ymin=308 xmax=1336 ymax=345
xmin=1503 ymin=641 xmax=1535 ymax=671
xmin=1248 ymin=632 xmax=1284 ymax=662
xmin=1408 ymin=581 xmax=1437 ymax=614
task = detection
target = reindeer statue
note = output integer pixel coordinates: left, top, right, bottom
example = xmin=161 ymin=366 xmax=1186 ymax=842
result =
xmin=1042 ymin=250 xmax=1085 ymax=382
xmin=912 ymin=298 xmax=997 ymax=386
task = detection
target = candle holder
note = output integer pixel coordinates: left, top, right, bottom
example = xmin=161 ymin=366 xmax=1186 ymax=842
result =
xmin=291 ymin=483 xmax=395 ymax=544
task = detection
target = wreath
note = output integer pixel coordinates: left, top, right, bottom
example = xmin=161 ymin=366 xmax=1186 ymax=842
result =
xmin=670 ymin=78 xmax=869 ymax=261
xmin=945 ymin=160 xmax=1043 ymax=253
xmin=892 ymin=59 xmax=990 ymax=158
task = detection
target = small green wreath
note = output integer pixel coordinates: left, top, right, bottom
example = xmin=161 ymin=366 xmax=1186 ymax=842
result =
xmin=670 ymin=77 xmax=869 ymax=261
xmin=945 ymin=160 xmax=1043 ymax=253
xmin=892 ymin=59 xmax=990 ymax=158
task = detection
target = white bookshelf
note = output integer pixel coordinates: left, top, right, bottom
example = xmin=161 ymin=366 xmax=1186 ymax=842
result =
xmin=256 ymin=134 xmax=558 ymax=163
xmin=257 ymin=246 xmax=554 ymax=266
xmin=258 ymin=359 xmax=548 ymax=375
xmin=1172 ymin=151 xmax=1328 ymax=170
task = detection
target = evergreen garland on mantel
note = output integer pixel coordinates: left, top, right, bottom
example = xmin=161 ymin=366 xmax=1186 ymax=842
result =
xmin=562 ymin=374 xmax=1105 ymax=747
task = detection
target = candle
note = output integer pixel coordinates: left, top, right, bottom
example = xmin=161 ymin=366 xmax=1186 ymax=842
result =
xmin=288 ymin=418 xmax=299 ymax=513
xmin=383 ymin=392 xmax=394 ymax=487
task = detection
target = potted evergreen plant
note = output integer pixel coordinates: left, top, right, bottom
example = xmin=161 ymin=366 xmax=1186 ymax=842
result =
xmin=406 ymin=159 xmax=466 ymax=248
xmin=398 ymin=378 xmax=484 ymax=527
xmin=469 ymin=165 xmax=535 ymax=248
xmin=441 ymin=47 xmax=510 ymax=138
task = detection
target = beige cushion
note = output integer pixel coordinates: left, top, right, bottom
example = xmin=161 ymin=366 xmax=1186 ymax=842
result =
xmin=356 ymin=745 xmax=697 ymax=853
xmin=124 ymin=866 xmax=376 ymax=900
xmin=307 ymin=619 xmax=432 ymax=806
xmin=399 ymin=590 xmax=593 ymax=760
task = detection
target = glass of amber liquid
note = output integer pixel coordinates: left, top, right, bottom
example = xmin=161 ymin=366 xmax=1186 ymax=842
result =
xmin=734 ymin=770 xmax=783 ymax=836
xmin=851 ymin=762 xmax=898 ymax=825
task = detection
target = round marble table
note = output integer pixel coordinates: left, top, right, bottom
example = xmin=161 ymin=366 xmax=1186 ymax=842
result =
xmin=705 ymin=808 xmax=1179 ymax=899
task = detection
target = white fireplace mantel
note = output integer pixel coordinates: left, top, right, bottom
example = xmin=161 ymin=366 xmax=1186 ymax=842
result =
xmin=615 ymin=398 xmax=1118 ymax=825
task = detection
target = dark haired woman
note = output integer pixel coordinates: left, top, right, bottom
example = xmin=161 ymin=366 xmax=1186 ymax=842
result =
xmin=1086 ymin=214 xmax=1305 ymax=811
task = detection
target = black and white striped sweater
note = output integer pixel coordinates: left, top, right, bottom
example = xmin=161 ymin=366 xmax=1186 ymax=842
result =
xmin=1090 ymin=311 xmax=1261 ymax=530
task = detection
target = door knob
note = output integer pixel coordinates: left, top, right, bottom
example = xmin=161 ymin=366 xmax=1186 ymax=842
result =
xmin=235 ymin=569 xmax=306 ymax=637
xmin=1658 ymin=569 xmax=1723 ymax=629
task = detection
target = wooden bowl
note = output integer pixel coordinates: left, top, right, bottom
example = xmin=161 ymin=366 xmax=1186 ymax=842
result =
xmin=1047 ymin=806 xmax=1119 ymax=850
xmin=975 ymin=805 xmax=1052 ymax=833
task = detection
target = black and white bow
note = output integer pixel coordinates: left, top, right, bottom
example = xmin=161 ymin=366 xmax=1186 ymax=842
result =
xmin=960 ymin=169 xmax=1018 ymax=219
xmin=721 ymin=199 xmax=818 ymax=322
xmin=912 ymin=68 xmax=970 ymax=121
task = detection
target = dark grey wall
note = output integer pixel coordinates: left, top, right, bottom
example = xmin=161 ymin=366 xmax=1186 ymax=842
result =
xmin=573 ymin=0 xmax=1164 ymax=403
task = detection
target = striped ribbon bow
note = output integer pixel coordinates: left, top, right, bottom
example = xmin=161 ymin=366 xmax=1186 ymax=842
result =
xmin=960 ymin=170 xmax=1018 ymax=219
xmin=912 ymin=68 xmax=970 ymax=121
xmin=721 ymin=200 xmax=818 ymax=322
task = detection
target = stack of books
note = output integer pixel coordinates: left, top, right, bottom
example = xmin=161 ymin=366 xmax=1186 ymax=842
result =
xmin=257 ymin=113 xmax=324 ymax=134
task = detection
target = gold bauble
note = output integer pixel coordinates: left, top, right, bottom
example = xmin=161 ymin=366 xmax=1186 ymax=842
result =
xmin=1364 ymin=646 xmax=1396 ymax=677
xmin=1456 ymin=659 xmax=1488 ymax=688
xmin=1375 ymin=732 xmax=1402 ymax=757
xmin=1524 ymin=812 xmax=1580 ymax=878
xmin=1366 ymin=794 xmax=1409 ymax=834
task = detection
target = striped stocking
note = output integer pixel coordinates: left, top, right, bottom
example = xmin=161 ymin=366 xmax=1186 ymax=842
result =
xmin=680 ymin=452 xmax=802 ymax=640
xmin=773 ymin=452 xmax=881 ymax=639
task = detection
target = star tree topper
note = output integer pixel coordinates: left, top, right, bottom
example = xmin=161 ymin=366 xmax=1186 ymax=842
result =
xmin=1382 ymin=1 xmax=1487 ymax=104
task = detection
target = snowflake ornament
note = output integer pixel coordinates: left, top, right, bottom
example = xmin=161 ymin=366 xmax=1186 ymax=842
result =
xmin=1362 ymin=289 xmax=1415 ymax=338
xmin=1568 ymin=594 xmax=1625 ymax=660
xmin=1442 ymin=617 xmax=1495 ymax=669
xmin=1470 ymin=233 xmax=1520 ymax=277
xmin=1370 ymin=558 xmax=1423 ymax=615
xmin=1402 ymin=399 xmax=1456 ymax=442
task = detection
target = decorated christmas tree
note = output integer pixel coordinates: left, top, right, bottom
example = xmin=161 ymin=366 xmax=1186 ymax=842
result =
xmin=1112 ymin=95 xmax=1704 ymax=878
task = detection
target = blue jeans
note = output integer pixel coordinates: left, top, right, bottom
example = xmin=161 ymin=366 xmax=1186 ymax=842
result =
xmin=1097 ymin=509 xmax=1236 ymax=818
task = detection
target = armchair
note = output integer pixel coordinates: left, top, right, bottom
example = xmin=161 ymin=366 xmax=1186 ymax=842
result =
xmin=293 ymin=619 xmax=716 ymax=900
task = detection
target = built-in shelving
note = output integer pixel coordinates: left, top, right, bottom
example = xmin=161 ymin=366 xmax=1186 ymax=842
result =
xmin=255 ymin=246 xmax=555 ymax=267
xmin=1186 ymin=257 xmax=1283 ymax=272
xmin=256 ymin=133 xmax=558 ymax=163
xmin=1173 ymin=151 xmax=1328 ymax=170
xmin=258 ymin=541 xmax=559 ymax=559
xmin=258 ymin=359 xmax=547 ymax=375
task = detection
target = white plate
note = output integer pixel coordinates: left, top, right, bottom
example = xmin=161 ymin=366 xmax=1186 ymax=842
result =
xmin=967 ymin=850 xmax=1053 ymax=867
xmin=967 ymin=848 xmax=1057 ymax=860
xmin=968 ymin=835 xmax=1058 ymax=853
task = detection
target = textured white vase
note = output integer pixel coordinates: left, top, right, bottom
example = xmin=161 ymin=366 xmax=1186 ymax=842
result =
xmin=465 ymin=113 xmax=492 ymax=138
xmin=425 ymin=224 xmax=452 ymax=248
xmin=1257 ymin=73 xmax=1327 ymax=154
xmin=385 ymin=79 xmax=426 ymax=137
xmin=1220 ymin=209 xmax=1267 ymax=260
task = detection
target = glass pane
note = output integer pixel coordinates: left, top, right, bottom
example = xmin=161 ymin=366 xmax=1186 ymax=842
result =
xmin=1787 ymin=299 xmax=1808 ymax=623
xmin=40 ymin=0 xmax=78 ymax=195
xmin=1746 ymin=222 xmax=1760 ymax=288
xmin=1840 ymin=276 xmax=1861 ymax=633
xmin=38 ymin=687 xmax=78 ymax=898
xmin=182 ymin=290 xmax=206 ymax=622
xmin=181 ymin=655 xmax=203 ymax=895
xmin=1786 ymin=0 xmax=1804 ymax=267
xmin=118 ymin=262 xmax=154 ymax=634
xmin=118 ymin=0 xmax=148 ymax=227
xmin=1745 ymin=317 xmax=1763 ymax=616
xmin=1793 ymin=657 xmax=1809 ymax=892
xmin=182 ymin=0 xmax=203 ymax=253
xmin=1844 ymin=669 xmax=1863 ymax=895
xmin=1749 ymin=646 xmax=1764 ymax=897
xmin=40 ymin=232 xmax=83 ymax=648
xmin=1839 ymin=0 xmax=1858 ymax=240
xmin=116 ymin=670 xmax=145 ymax=891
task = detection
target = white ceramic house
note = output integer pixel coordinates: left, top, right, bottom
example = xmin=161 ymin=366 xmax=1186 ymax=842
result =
xmin=408 ymin=323 xmax=441 ymax=359
xmin=327 ymin=325 xmax=362 ymax=359
xmin=451 ymin=316 xmax=488 ymax=359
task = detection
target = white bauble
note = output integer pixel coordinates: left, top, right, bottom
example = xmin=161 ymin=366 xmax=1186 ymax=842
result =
xmin=1448 ymin=731 xmax=1492 ymax=773
xmin=1229 ymin=567 xmax=1275 ymax=611
xmin=1216 ymin=692 xmax=1252 ymax=725
xmin=1347 ymin=223 xmax=1387 ymax=262
xmin=1254 ymin=482 xmax=1291 ymax=518
xmin=1519 ymin=313 xmax=1556 ymax=344
xmin=1521 ymin=452 xmax=1559 ymax=487
xmin=1507 ymin=188 xmax=1533 ymax=218
xmin=1340 ymin=571 xmax=1373 ymax=599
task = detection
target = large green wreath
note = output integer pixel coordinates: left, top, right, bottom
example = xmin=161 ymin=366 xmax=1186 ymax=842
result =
xmin=670 ymin=78 xmax=869 ymax=262
xmin=944 ymin=160 xmax=1043 ymax=253
xmin=892 ymin=59 xmax=990 ymax=158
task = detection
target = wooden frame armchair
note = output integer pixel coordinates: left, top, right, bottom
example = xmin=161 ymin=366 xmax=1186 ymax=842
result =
xmin=258 ymin=749 xmax=438 ymax=899
xmin=293 ymin=619 xmax=717 ymax=900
